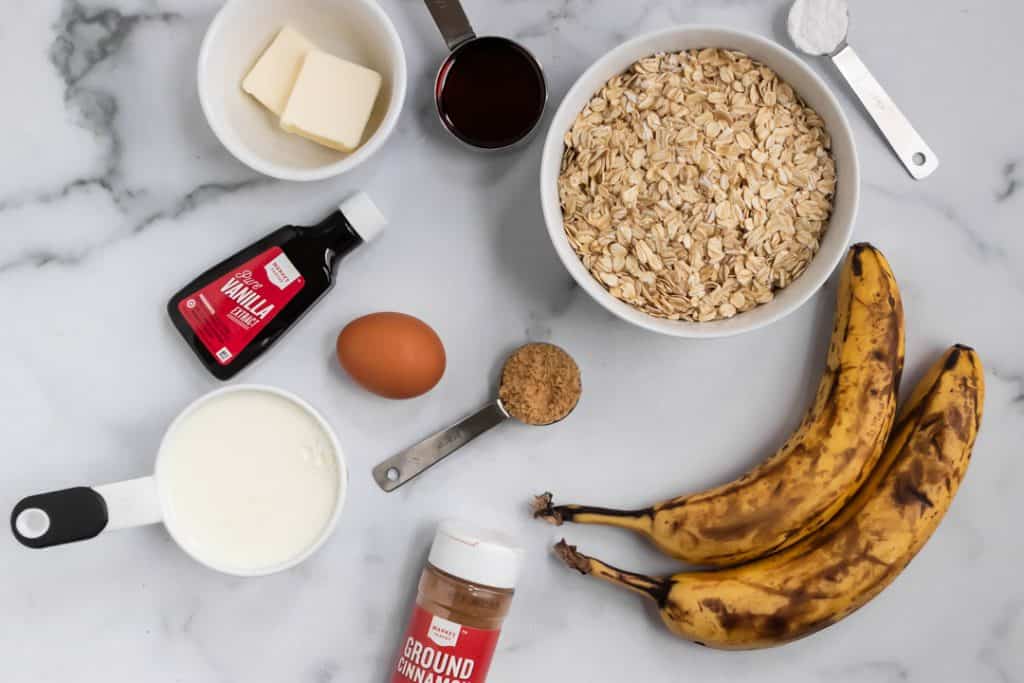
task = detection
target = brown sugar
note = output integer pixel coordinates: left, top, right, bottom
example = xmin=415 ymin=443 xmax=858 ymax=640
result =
xmin=498 ymin=343 xmax=581 ymax=425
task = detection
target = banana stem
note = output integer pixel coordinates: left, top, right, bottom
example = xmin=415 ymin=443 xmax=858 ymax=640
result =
xmin=554 ymin=540 xmax=669 ymax=606
xmin=533 ymin=493 xmax=653 ymax=534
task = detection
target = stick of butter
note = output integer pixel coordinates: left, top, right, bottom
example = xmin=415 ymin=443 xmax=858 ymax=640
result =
xmin=280 ymin=51 xmax=383 ymax=153
xmin=242 ymin=27 xmax=318 ymax=116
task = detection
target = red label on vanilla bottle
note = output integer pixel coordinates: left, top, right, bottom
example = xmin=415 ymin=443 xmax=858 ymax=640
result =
xmin=176 ymin=247 xmax=304 ymax=365
xmin=391 ymin=606 xmax=501 ymax=683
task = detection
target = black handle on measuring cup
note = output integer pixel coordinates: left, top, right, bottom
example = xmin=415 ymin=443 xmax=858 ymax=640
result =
xmin=10 ymin=487 xmax=109 ymax=548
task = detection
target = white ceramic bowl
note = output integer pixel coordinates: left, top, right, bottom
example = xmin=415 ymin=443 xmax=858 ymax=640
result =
xmin=198 ymin=0 xmax=407 ymax=182
xmin=540 ymin=26 xmax=859 ymax=338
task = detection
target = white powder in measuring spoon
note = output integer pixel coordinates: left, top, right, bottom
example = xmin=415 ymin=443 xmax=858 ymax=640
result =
xmin=788 ymin=0 xmax=850 ymax=56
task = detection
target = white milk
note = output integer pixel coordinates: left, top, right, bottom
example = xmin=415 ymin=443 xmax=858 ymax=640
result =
xmin=158 ymin=390 xmax=339 ymax=572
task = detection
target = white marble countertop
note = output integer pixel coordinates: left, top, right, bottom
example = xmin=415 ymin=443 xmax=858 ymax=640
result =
xmin=2 ymin=0 xmax=1022 ymax=681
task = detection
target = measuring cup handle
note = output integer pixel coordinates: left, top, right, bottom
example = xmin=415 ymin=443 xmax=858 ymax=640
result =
xmin=423 ymin=0 xmax=476 ymax=51
xmin=831 ymin=45 xmax=939 ymax=180
xmin=373 ymin=401 xmax=510 ymax=492
xmin=11 ymin=476 xmax=162 ymax=549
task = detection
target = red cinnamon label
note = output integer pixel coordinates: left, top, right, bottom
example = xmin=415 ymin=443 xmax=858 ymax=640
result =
xmin=391 ymin=606 xmax=501 ymax=683
xmin=176 ymin=247 xmax=304 ymax=365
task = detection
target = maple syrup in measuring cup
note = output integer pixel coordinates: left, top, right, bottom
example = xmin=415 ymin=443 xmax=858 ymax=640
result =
xmin=436 ymin=37 xmax=546 ymax=149
xmin=167 ymin=193 xmax=385 ymax=380
xmin=424 ymin=0 xmax=546 ymax=150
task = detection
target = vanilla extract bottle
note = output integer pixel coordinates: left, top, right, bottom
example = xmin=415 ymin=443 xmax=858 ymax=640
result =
xmin=168 ymin=193 xmax=385 ymax=380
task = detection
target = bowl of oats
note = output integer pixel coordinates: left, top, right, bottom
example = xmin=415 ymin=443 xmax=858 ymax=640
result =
xmin=540 ymin=26 xmax=858 ymax=337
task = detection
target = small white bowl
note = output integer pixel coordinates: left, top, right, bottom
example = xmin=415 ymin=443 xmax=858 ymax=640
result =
xmin=540 ymin=26 xmax=859 ymax=338
xmin=198 ymin=0 xmax=407 ymax=182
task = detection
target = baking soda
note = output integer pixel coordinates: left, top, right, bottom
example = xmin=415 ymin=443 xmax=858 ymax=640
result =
xmin=788 ymin=0 xmax=849 ymax=55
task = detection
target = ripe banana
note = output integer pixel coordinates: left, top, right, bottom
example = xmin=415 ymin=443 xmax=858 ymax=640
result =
xmin=535 ymin=243 xmax=905 ymax=566
xmin=554 ymin=345 xmax=984 ymax=649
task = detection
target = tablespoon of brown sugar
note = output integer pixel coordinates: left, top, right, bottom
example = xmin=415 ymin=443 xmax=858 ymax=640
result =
xmin=372 ymin=343 xmax=581 ymax=492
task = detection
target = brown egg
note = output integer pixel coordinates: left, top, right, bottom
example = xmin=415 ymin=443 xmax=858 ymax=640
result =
xmin=336 ymin=313 xmax=446 ymax=399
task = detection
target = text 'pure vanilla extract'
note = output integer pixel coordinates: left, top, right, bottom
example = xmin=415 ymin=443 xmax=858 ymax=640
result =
xmin=167 ymin=193 xmax=385 ymax=380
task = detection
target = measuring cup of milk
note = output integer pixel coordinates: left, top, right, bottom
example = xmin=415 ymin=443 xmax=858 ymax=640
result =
xmin=10 ymin=385 xmax=346 ymax=576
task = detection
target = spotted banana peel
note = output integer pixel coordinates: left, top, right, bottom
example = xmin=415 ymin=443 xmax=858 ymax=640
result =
xmin=554 ymin=345 xmax=984 ymax=649
xmin=535 ymin=243 xmax=905 ymax=567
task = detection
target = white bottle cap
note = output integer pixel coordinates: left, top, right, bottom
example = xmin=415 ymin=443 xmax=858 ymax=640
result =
xmin=427 ymin=520 xmax=525 ymax=590
xmin=339 ymin=192 xmax=386 ymax=243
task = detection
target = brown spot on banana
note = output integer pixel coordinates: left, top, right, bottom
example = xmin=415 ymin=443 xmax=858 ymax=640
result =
xmin=850 ymin=242 xmax=867 ymax=276
xmin=892 ymin=473 xmax=934 ymax=509
xmin=534 ymin=244 xmax=906 ymax=568
xmin=946 ymin=406 xmax=967 ymax=442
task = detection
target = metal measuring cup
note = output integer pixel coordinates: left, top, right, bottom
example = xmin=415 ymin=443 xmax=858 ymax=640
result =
xmin=373 ymin=343 xmax=580 ymax=492
xmin=423 ymin=0 xmax=548 ymax=150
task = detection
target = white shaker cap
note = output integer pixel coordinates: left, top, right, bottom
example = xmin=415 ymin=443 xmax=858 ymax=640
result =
xmin=427 ymin=520 xmax=525 ymax=590
xmin=339 ymin=192 xmax=386 ymax=243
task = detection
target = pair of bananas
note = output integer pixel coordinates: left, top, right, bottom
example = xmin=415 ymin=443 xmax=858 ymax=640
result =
xmin=534 ymin=244 xmax=985 ymax=649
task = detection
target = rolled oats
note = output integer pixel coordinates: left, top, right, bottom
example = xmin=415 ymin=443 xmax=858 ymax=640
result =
xmin=558 ymin=48 xmax=836 ymax=322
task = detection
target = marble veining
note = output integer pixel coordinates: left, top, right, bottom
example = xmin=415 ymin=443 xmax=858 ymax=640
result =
xmin=996 ymin=161 xmax=1019 ymax=202
xmin=1 ymin=0 xmax=1022 ymax=681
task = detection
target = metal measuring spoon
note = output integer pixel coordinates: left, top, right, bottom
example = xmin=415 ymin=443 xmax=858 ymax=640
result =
xmin=787 ymin=0 xmax=938 ymax=179
xmin=372 ymin=343 xmax=581 ymax=492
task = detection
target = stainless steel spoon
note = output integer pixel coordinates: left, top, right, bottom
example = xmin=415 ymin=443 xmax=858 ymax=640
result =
xmin=787 ymin=0 xmax=938 ymax=179
xmin=372 ymin=343 xmax=580 ymax=492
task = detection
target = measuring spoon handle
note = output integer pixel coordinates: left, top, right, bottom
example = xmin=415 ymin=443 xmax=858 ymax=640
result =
xmin=373 ymin=401 xmax=509 ymax=492
xmin=831 ymin=44 xmax=938 ymax=180
xmin=423 ymin=0 xmax=476 ymax=51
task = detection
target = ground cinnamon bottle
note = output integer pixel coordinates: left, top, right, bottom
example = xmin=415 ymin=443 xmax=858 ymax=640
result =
xmin=391 ymin=521 xmax=524 ymax=683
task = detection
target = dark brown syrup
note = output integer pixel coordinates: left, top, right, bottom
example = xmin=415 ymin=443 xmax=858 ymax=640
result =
xmin=436 ymin=37 xmax=546 ymax=149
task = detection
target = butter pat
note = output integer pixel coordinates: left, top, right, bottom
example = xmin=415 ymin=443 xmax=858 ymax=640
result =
xmin=281 ymin=51 xmax=382 ymax=153
xmin=242 ymin=27 xmax=317 ymax=116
